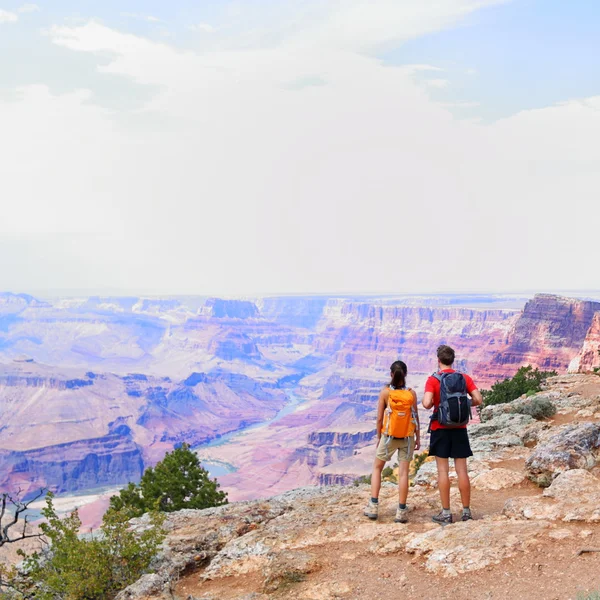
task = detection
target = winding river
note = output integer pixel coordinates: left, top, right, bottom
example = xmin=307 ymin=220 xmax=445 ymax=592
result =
xmin=195 ymin=388 xmax=307 ymax=478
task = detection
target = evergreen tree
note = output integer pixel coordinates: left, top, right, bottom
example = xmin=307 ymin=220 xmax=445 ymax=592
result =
xmin=109 ymin=443 xmax=228 ymax=517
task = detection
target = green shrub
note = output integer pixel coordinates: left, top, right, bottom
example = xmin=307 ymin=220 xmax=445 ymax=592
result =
xmin=513 ymin=397 xmax=556 ymax=420
xmin=578 ymin=592 xmax=600 ymax=600
xmin=109 ymin=443 xmax=227 ymax=518
xmin=482 ymin=366 xmax=557 ymax=407
xmin=353 ymin=474 xmax=372 ymax=486
xmin=410 ymin=451 xmax=429 ymax=480
xmin=12 ymin=493 xmax=165 ymax=600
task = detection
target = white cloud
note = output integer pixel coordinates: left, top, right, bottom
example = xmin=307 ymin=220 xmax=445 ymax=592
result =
xmin=401 ymin=64 xmax=444 ymax=75
xmin=188 ymin=23 xmax=215 ymax=33
xmin=1 ymin=1 xmax=599 ymax=295
xmin=439 ymin=101 xmax=480 ymax=108
xmin=18 ymin=3 xmax=39 ymax=13
xmin=0 ymin=9 xmax=18 ymax=23
xmin=425 ymin=78 xmax=449 ymax=88
xmin=121 ymin=12 xmax=162 ymax=23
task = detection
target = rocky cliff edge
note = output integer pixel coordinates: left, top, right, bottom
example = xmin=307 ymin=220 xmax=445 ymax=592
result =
xmin=120 ymin=374 xmax=600 ymax=600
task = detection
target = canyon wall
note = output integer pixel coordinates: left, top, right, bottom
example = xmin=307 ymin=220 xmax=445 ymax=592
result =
xmin=569 ymin=312 xmax=600 ymax=373
xmin=0 ymin=421 xmax=144 ymax=494
xmin=313 ymin=300 xmax=519 ymax=378
xmin=1 ymin=291 xmax=599 ymax=500
xmin=480 ymin=294 xmax=600 ymax=382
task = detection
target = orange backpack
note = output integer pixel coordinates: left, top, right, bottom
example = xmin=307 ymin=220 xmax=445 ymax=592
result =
xmin=382 ymin=387 xmax=416 ymax=438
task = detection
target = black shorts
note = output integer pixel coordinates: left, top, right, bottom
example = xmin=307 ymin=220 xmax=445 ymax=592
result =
xmin=429 ymin=428 xmax=473 ymax=459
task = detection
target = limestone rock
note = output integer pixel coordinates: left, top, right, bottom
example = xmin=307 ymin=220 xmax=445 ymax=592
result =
xmin=542 ymin=468 xmax=600 ymax=498
xmin=472 ymin=468 xmax=526 ymax=491
xmin=525 ymin=423 xmax=600 ymax=486
xmin=405 ymin=519 xmax=550 ymax=576
xmin=115 ymin=574 xmax=165 ymax=600
xmin=503 ymin=470 xmax=600 ymax=522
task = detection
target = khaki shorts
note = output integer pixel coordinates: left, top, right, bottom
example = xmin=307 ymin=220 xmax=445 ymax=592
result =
xmin=376 ymin=435 xmax=415 ymax=463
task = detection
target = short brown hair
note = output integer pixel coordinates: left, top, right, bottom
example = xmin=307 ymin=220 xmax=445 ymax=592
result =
xmin=437 ymin=345 xmax=455 ymax=366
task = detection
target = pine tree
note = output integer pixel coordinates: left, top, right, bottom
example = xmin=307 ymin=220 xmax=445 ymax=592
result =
xmin=109 ymin=443 xmax=228 ymax=517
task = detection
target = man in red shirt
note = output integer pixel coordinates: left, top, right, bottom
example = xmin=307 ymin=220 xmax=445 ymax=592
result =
xmin=422 ymin=345 xmax=483 ymax=525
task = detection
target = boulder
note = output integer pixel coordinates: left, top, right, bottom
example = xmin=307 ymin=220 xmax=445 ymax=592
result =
xmin=471 ymin=468 xmax=526 ymax=491
xmin=543 ymin=468 xmax=600 ymax=498
xmin=503 ymin=470 xmax=600 ymax=522
xmin=405 ymin=519 xmax=550 ymax=576
xmin=115 ymin=574 xmax=165 ymax=600
xmin=525 ymin=423 xmax=600 ymax=486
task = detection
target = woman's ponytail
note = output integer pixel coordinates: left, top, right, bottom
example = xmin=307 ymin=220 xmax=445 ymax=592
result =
xmin=390 ymin=360 xmax=407 ymax=389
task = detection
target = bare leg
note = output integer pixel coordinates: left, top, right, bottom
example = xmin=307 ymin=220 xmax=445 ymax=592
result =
xmin=454 ymin=458 xmax=471 ymax=508
xmin=397 ymin=461 xmax=410 ymax=505
xmin=435 ymin=457 xmax=451 ymax=509
xmin=370 ymin=458 xmax=386 ymax=499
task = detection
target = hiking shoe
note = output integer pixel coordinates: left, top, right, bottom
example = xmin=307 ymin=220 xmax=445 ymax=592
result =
xmin=364 ymin=500 xmax=379 ymax=520
xmin=461 ymin=510 xmax=473 ymax=522
xmin=394 ymin=506 xmax=409 ymax=523
xmin=432 ymin=511 xmax=453 ymax=526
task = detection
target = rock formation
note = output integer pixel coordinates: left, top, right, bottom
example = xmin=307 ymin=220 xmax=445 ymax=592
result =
xmin=570 ymin=312 xmax=600 ymax=373
xmin=480 ymin=294 xmax=600 ymax=382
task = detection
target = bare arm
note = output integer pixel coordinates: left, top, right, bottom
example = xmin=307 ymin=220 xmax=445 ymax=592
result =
xmin=422 ymin=391 xmax=434 ymax=410
xmin=470 ymin=388 xmax=483 ymax=407
xmin=376 ymin=388 xmax=387 ymax=439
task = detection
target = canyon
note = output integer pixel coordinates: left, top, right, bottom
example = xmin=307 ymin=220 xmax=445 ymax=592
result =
xmin=0 ymin=291 xmax=599 ymax=506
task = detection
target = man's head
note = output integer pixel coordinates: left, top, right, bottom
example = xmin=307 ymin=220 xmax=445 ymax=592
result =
xmin=437 ymin=344 xmax=455 ymax=367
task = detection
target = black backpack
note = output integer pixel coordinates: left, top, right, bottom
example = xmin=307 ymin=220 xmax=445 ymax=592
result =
xmin=433 ymin=371 xmax=472 ymax=428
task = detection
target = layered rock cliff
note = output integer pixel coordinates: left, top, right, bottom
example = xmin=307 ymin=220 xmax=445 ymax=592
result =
xmin=0 ymin=361 xmax=286 ymax=496
xmin=313 ymin=300 xmax=519 ymax=376
xmin=0 ymin=421 xmax=144 ymax=496
xmin=569 ymin=312 xmax=600 ymax=373
xmin=481 ymin=294 xmax=600 ymax=382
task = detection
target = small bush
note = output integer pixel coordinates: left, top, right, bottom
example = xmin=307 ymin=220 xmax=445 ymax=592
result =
xmin=353 ymin=474 xmax=372 ymax=486
xmin=381 ymin=466 xmax=394 ymax=478
xmin=409 ymin=451 xmax=429 ymax=480
xmin=482 ymin=366 xmax=557 ymax=407
xmin=578 ymin=592 xmax=600 ymax=600
xmin=11 ymin=493 xmax=165 ymax=600
xmin=514 ymin=397 xmax=556 ymax=420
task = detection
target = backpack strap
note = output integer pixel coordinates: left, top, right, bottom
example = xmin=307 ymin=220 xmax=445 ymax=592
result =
xmin=429 ymin=373 xmax=442 ymax=429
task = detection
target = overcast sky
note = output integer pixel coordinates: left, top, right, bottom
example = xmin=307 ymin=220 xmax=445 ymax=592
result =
xmin=1 ymin=0 xmax=599 ymax=296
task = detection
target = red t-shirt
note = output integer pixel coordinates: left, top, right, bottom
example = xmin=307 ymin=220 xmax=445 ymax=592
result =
xmin=425 ymin=369 xmax=478 ymax=431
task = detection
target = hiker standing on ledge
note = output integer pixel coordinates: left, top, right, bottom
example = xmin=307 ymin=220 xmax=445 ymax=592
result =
xmin=364 ymin=360 xmax=420 ymax=523
xmin=422 ymin=345 xmax=483 ymax=525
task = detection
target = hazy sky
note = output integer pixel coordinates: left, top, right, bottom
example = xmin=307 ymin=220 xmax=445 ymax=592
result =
xmin=1 ymin=0 xmax=599 ymax=296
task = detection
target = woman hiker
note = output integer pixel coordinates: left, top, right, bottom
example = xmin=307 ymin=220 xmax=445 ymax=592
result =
xmin=363 ymin=360 xmax=420 ymax=523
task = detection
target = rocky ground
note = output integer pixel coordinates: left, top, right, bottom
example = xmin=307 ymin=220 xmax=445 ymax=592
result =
xmin=118 ymin=374 xmax=600 ymax=600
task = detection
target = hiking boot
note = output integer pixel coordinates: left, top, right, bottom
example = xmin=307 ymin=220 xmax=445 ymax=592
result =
xmin=363 ymin=500 xmax=379 ymax=520
xmin=461 ymin=509 xmax=473 ymax=522
xmin=394 ymin=506 xmax=409 ymax=523
xmin=432 ymin=511 xmax=453 ymax=526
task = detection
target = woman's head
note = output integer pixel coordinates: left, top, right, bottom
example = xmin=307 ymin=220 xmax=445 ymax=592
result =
xmin=390 ymin=360 xmax=407 ymax=389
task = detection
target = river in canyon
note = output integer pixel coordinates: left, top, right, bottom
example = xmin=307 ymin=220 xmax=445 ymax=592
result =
xmin=196 ymin=387 xmax=308 ymax=479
